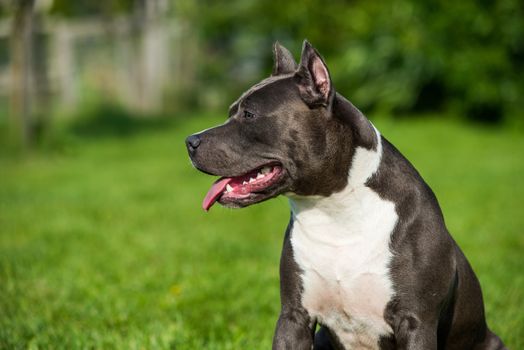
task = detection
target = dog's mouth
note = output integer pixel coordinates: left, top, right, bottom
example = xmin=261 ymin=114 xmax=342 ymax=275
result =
xmin=202 ymin=163 xmax=285 ymax=211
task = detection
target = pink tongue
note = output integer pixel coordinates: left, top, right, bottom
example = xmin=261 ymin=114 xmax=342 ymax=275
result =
xmin=202 ymin=177 xmax=232 ymax=211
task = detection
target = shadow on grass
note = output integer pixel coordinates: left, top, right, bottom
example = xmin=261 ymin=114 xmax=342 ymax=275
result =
xmin=68 ymin=103 xmax=174 ymax=139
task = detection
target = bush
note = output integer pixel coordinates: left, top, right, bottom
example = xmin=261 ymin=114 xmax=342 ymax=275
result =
xmin=181 ymin=0 xmax=524 ymax=123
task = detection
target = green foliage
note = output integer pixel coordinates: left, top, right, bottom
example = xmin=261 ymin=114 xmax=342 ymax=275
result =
xmin=1 ymin=114 xmax=523 ymax=348
xmin=4 ymin=0 xmax=523 ymax=123
xmin=49 ymin=0 xmax=134 ymax=17
xmin=180 ymin=0 xmax=524 ymax=123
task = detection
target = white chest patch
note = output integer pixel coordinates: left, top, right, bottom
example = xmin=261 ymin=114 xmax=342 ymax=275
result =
xmin=288 ymin=128 xmax=398 ymax=349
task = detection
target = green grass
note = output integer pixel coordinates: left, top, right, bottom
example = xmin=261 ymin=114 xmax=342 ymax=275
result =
xmin=1 ymin=115 xmax=523 ymax=349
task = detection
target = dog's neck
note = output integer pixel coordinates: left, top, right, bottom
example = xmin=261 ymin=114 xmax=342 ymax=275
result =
xmin=288 ymin=124 xmax=383 ymax=226
xmin=332 ymin=93 xmax=378 ymax=151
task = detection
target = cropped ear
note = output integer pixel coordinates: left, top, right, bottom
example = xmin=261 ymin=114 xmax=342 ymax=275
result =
xmin=272 ymin=41 xmax=297 ymax=76
xmin=295 ymin=40 xmax=333 ymax=107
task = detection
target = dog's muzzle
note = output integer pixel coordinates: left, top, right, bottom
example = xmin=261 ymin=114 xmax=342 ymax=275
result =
xmin=185 ymin=134 xmax=201 ymax=156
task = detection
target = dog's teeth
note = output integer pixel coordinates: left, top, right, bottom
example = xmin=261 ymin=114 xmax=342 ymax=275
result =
xmin=249 ymin=177 xmax=255 ymax=183
xmin=256 ymin=172 xmax=264 ymax=179
xmin=243 ymin=181 xmax=248 ymax=185
xmin=261 ymin=166 xmax=271 ymax=174
xmin=226 ymin=184 xmax=233 ymax=193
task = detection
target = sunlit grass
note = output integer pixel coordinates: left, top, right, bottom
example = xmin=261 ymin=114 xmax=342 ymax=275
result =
xmin=0 ymin=114 xmax=522 ymax=349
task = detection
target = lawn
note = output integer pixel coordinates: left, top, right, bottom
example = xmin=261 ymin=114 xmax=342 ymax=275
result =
xmin=0 ymin=114 xmax=523 ymax=349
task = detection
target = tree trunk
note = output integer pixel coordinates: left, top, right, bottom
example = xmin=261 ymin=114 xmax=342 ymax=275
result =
xmin=10 ymin=0 xmax=36 ymax=148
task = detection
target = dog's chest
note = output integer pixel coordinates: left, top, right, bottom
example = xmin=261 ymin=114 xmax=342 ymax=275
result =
xmin=290 ymin=186 xmax=398 ymax=349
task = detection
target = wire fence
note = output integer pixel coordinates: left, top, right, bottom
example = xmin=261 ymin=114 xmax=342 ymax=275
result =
xmin=1 ymin=13 xmax=197 ymax=121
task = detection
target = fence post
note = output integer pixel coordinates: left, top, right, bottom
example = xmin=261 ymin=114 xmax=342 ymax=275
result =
xmin=51 ymin=21 xmax=76 ymax=113
xmin=132 ymin=0 xmax=169 ymax=114
xmin=9 ymin=0 xmax=35 ymax=147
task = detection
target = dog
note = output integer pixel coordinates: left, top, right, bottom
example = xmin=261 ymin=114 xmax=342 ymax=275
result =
xmin=185 ymin=41 xmax=506 ymax=350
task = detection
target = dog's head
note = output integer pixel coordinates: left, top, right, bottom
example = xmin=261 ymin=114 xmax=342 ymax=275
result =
xmin=186 ymin=41 xmax=375 ymax=210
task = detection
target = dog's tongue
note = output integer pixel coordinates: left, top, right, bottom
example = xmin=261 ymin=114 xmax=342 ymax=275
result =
xmin=202 ymin=177 xmax=231 ymax=211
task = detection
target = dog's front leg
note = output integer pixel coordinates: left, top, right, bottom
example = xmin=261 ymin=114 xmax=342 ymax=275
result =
xmin=273 ymin=309 xmax=315 ymax=349
xmin=392 ymin=313 xmax=437 ymax=350
xmin=272 ymin=220 xmax=315 ymax=350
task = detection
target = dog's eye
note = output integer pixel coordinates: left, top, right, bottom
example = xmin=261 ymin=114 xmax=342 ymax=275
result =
xmin=243 ymin=111 xmax=255 ymax=119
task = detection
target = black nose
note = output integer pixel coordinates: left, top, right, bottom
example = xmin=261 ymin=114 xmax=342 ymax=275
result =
xmin=185 ymin=134 xmax=201 ymax=153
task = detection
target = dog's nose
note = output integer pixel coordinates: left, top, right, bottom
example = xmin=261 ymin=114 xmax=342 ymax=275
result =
xmin=185 ymin=134 xmax=201 ymax=153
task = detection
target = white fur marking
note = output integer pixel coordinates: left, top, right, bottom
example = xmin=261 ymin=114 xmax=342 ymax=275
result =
xmin=288 ymin=128 xmax=397 ymax=349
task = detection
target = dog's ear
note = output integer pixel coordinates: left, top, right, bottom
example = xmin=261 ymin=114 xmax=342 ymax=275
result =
xmin=272 ymin=41 xmax=297 ymax=76
xmin=295 ymin=40 xmax=333 ymax=107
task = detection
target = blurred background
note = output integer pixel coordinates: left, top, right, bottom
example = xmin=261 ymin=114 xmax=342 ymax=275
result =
xmin=1 ymin=0 xmax=523 ymax=146
xmin=0 ymin=0 xmax=523 ymax=349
